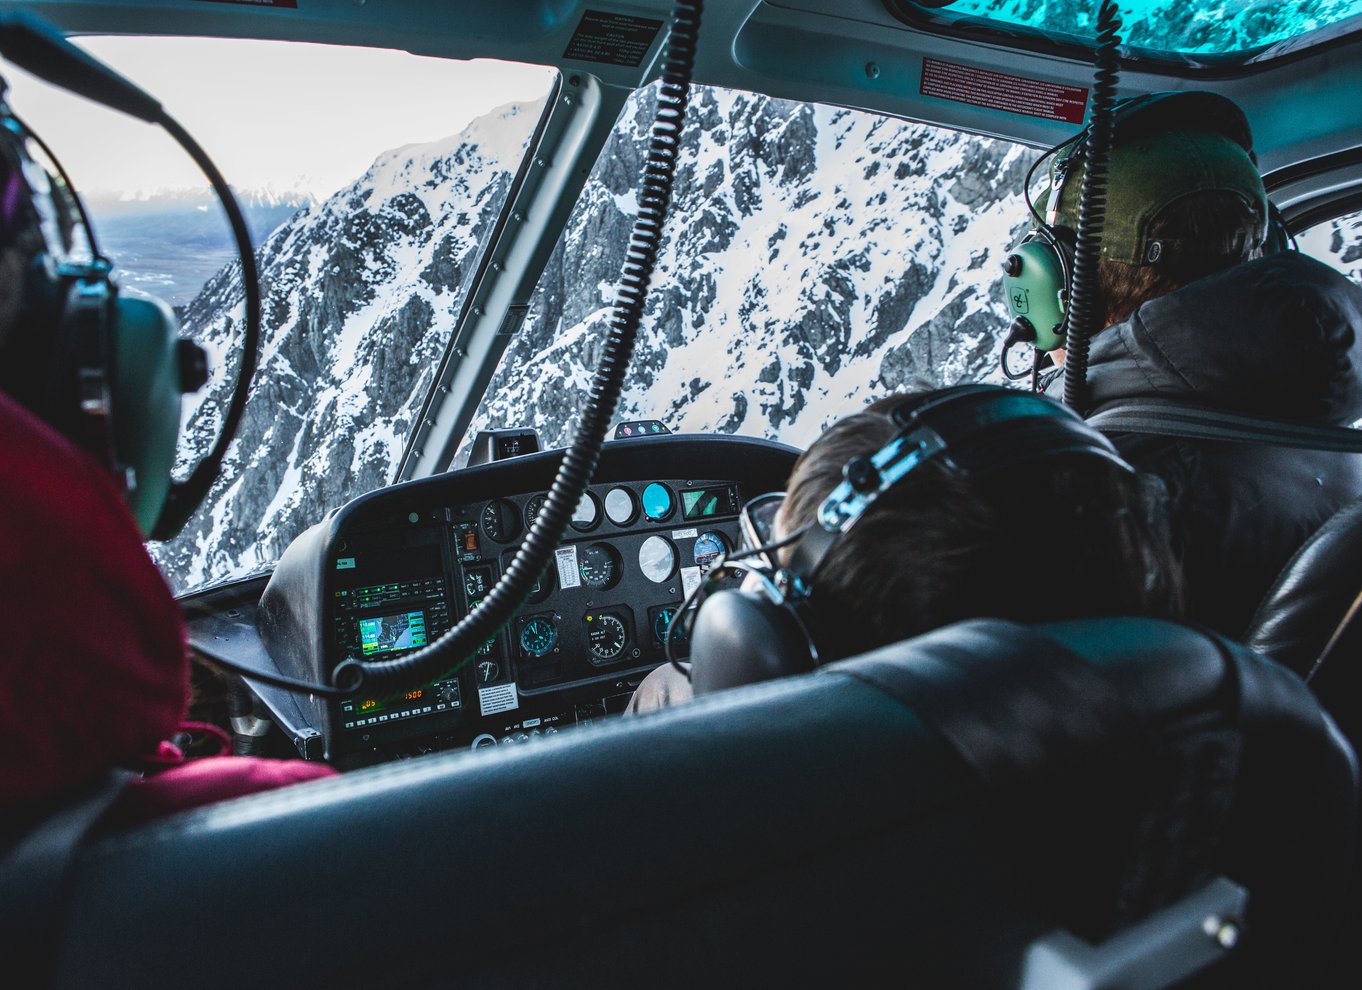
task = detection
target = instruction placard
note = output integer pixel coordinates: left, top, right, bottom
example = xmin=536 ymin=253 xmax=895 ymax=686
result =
xmin=920 ymin=57 xmax=1087 ymax=124
xmin=555 ymin=545 xmax=581 ymax=589
xmin=479 ymin=682 xmax=519 ymax=717
xmin=564 ymin=10 xmax=664 ymax=67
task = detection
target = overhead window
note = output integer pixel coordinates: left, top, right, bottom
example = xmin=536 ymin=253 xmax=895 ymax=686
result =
xmin=4 ymin=36 xmax=555 ymax=594
xmin=886 ymin=0 xmax=1362 ymax=63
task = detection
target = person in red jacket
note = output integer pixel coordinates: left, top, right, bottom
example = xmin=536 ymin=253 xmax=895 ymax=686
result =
xmin=0 ymin=79 xmax=334 ymax=831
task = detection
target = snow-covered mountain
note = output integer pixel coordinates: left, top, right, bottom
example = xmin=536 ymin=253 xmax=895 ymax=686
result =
xmin=464 ymin=86 xmax=1030 ymax=456
xmin=152 ymin=84 xmax=1362 ymax=595
xmin=152 ymin=99 xmax=546 ymax=591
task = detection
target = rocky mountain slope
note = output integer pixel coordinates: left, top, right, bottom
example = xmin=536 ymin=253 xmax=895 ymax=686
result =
xmin=152 ymin=100 xmax=544 ymax=591
xmin=464 ymin=86 xmax=1031 ymax=458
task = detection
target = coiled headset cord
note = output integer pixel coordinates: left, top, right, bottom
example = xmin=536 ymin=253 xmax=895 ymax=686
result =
xmin=1062 ymin=0 xmax=1122 ymax=413
xmin=334 ymin=0 xmax=705 ymax=698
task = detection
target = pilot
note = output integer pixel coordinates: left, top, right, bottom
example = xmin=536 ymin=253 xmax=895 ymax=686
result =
xmin=0 ymin=82 xmax=334 ymax=831
xmin=1023 ymin=91 xmax=1362 ymax=637
xmin=628 ymin=385 xmax=1184 ymax=712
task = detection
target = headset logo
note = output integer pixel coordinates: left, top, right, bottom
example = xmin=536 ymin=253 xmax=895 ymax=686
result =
xmin=1010 ymin=287 xmax=1030 ymax=314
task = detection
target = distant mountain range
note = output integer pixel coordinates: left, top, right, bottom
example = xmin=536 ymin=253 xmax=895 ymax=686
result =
xmin=90 ymin=189 xmax=315 ymax=308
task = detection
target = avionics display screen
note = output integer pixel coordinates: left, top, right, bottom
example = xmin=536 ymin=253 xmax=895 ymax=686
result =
xmin=359 ymin=610 xmax=428 ymax=655
xmin=682 ymin=485 xmax=738 ymax=520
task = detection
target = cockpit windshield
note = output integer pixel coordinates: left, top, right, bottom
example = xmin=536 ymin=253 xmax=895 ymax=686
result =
xmin=10 ymin=35 xmax=1362 ymax=600
xmin=3 ymin=36 xmax=556 ymax=596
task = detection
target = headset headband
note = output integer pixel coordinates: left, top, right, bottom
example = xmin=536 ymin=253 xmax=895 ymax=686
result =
xmin=786 ymin=386 xmax=1132 ymax=585
xmin=1043 ymin=91 xmax=1269 ymax=263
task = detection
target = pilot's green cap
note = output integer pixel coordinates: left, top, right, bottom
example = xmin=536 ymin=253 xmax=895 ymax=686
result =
xmin=1048 ymin=91 xmax=1268 ymax=266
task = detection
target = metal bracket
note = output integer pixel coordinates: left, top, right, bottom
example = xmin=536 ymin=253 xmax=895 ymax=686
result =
xmin=1019 ymin=877 xmax=1249 ymax=990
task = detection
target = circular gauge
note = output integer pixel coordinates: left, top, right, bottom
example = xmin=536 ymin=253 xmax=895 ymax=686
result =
xmin=571 ymin=491 xmax=601 ymax=532
xmin=694 ymin=531 xmax=728 ymax=570
xmin=641 ymin=482 xmax=674 ymax=522
xmin=480 ymin=498 xmax=520 ymax=543
xmin=475 ymin=659 xmax=500 ymax=684
xmin=604 ymin=487 xmax=638 ymax=526
xmin=524 ymin=493 xmax=547 ymax=529
xmin=519 ymin=616 xmax=556 ymax=658
xmin=578 ymin=543 xmax=622 ymax=590
xmin=638 ymin=535 xmax=677 ymax=583
xmin=653 ymin=606 xmax=684 ymax=645
xmin=586 ymin=613 xmax=628 ymax=665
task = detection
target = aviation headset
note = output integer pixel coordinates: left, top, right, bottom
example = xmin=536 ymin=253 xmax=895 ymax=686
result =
xmin=685 ymin=384 xmax=1134 ymax=695
xmin=0 ymin=99 xmax=202 ymax=535
xmin=0 ymin=13 xmax=259 ymax=540
xmin=1001 ymin=90 xmax=1292 ymax=354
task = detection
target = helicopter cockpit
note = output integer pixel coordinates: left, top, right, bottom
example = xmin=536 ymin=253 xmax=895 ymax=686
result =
xmin=2 ymin=1 xmax=1361 ymax=987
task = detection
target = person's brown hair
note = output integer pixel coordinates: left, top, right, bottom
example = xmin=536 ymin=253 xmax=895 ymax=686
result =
xmin=1098 ymin=192 xmax=1264 ymax=327
xmin=776 ymin=391 xmax=1184 ymax=661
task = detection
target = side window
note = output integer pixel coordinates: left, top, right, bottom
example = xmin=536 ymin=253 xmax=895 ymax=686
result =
xmin=463 ymin=83 xmax=1032 ymax=459
xmin=5 ymin=38 xmax=555 ymax=595
xmin=1298 ymin=209 xmax=1362 ymax=284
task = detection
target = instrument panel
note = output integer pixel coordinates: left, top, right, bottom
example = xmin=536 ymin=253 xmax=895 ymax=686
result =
xmin=242 ymin=434 xmax=798 ymax=766
xmin=328 ymin=479 xmax=743 ymax=753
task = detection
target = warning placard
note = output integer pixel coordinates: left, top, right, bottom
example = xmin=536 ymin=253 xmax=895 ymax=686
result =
xmin=564 ymin=10 xmax=664 ymax=68
xmin=920 ymin=57 xmax=1087 ymax=124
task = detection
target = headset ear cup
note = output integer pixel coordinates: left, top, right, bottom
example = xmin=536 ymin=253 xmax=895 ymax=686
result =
xmin=1261 ymin=200 xmax=1294 ymax=256
xmin=1002 ymin=235 xmax=1070 ymax=352
xmin=690 ymin=588 xmax=817 ymax=695
xmin=108 ymin=295 xmax=184 ymax=534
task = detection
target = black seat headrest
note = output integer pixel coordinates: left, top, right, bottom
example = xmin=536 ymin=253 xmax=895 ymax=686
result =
xmin=1245 ymin=493 xmax=1362 ymax=679
xmin=8 ymin=618 xmax=1355 ymax=989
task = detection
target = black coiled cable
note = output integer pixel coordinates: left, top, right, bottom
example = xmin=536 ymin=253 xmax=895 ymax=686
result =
xmin=334 ymin=0 xmax=704 ymax=697
xmin=1062 ymin=0 xmax=1122 ymax=413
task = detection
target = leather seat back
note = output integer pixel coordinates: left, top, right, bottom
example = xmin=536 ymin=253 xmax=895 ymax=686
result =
xmin=14 ymin=618 xmax=1356 ymax=989
xmin=1246 ymin=493 xmax=1362 ymax=750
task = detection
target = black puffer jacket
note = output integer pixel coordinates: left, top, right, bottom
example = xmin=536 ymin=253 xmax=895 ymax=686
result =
xmin=1053 ymin=252 xmax=1362 ymax=637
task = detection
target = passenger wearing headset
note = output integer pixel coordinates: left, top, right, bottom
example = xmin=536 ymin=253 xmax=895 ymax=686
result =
xmin=0 ymin=54 xmax=334 ymax=832
xmin=1002 ymin=91 xmax=1362 ymax=638
xmin=628 ymin=385 xmax=1184 ymax=710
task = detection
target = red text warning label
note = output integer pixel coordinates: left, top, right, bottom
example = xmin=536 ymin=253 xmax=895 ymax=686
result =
xmin=920 ymin=57 xmax=1087 ymax=124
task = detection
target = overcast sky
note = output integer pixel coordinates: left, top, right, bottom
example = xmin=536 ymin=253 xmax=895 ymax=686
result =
xmin=1 ymin=36 xmax=555 ymax=200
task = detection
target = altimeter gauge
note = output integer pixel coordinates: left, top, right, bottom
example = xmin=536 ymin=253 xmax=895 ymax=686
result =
xmin=585 ymin=612 xmax=628 ymax=665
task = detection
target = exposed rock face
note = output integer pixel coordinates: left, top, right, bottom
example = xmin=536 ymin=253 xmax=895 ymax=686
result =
xmin=465 ymin=86 xmax=1033 ymax=458
xmin=152 ymin=101 xmax=543 ymax=591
